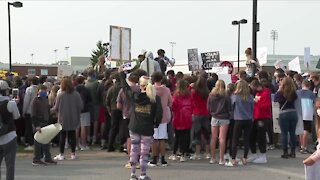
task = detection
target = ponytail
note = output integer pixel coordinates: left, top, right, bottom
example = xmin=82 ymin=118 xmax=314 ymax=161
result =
xmin=146 ymin=83 xmax=156 ymax=102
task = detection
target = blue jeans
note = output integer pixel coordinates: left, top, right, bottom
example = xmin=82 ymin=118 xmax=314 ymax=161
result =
xmin=279 ymin=110 xmax=298 ymax=150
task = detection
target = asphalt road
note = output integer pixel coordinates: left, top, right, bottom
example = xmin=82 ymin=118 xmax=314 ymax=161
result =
xmin=8 ymin=148 xmax=307 ymax=180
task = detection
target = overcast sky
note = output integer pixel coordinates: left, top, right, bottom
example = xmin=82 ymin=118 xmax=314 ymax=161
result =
xmin=0 ymin=0 xmax=319 ymax=65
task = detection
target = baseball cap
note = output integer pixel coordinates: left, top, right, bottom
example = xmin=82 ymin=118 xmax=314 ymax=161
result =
xmin=0 ymin=80 xmax=9 ymax=90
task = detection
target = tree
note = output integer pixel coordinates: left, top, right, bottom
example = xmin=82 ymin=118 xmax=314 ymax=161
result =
xmin=90 ymin=40 xmax=106 ymax=67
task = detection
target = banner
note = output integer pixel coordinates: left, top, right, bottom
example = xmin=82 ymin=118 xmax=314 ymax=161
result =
xmin=187 ymin=49 xmax=200 ymax=71
xmin=110 ymin=25 xmax=131 ymax=62
xmin=288 ymin=56 xmax=301 ymax=73
xmin=274 ymin=59 xmax=287 ymax=71
xmin=201 ymin=51 xmax=220 ymax=70
xmin=257 ymin=47 xmax=268 ymax=65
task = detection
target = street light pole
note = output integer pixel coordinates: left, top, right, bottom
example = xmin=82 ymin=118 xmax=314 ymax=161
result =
xmin=169 ymin=42 xmax=176 ymax=59
xmin=64 ymin=46 xmax=70 ymax=59
xmin=252 ymin=0 xmax=258 ymax=77
xmin=7 ymin=1 xmax=23 ymax=73
xmin=30 ymin=53 xmax=34 ymax=64
xmin=54 ymin=49 xmax=58 ymax=63
xmin=232 ymin=19 xmax=247 ymax=73
xmin=271 ymin=30 xmax=278 ymax=55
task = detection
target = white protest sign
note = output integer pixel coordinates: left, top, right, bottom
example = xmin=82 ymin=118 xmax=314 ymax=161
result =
xmin=288 ymin=56 xmax=301 ymax=73
xmin=304 ymin=47 xmax=311 ymax=68
xmin=257 ymin=47 xmax=268 ymax=65
xmin=212 ymin=67 xmax=228 ymax=74
xmin=274 ymin=59 xmax=286 ymax=70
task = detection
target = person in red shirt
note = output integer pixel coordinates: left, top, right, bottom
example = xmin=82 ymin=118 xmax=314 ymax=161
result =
xmin=247 ymin=79 xmax=272 ymax=164
xmin=171 ymin=79 xmax=194 ymax=162
xmin=190 ymin=76 xmax=211 ymax=160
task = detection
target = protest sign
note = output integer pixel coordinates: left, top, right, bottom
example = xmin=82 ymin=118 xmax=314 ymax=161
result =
xmin=188 ymin=49 xmax=200 ymax=71
xmin=201 ymin=51 xmax=220 ymax=70
xmin=288 ymin=56 xmax=301 ymax=73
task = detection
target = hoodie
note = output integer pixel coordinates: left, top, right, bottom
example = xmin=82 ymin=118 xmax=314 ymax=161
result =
xmin=207 ymin=94 xmax=231 ymax=119
xmin=253 ymin=88 xmax=272 ymax=120
xmin=172 ymin=94 xmax=193 ymax=130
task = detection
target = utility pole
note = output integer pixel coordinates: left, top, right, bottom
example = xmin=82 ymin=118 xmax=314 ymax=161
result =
xmin=169 ymin=42 xmax=176 ymax=59
xmin=271 ymin=30 xmax=278 ymax=55
xmin=252 ymin=0 xmax=258 ymax=77
xmin=54 ymin=49 xmax=58 ymax=63
xmin=64 ymin=46 xmax=70 ymax=59
xmin=30 ymin=53 xmax=34 ymax=64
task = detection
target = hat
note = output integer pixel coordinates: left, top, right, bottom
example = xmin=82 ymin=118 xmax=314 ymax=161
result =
xmin=0 ymin=80 xmax=9 ymax=90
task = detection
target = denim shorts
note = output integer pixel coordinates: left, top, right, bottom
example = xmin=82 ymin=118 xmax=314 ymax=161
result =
xmin=211 ymin=117 xmax=230 ymax=127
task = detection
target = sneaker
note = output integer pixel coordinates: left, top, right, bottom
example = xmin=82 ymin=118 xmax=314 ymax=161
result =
xmin=209 ymin=158 xmax=218 ymax=164
xmin=81 ymin=146 xmax=90 ymax=151
xmin=139 ymin=176 xmax=151 ymax=180
xmin=219 ymin=160 xmax=226 ymax=165
xmin=247 ymin=154 xmax=259 ymax=163
xmin=168 ymin=154 xmax=176 ymax=160
xmin=300 ymin=148 xmax=309 ymax=154
xmin=205 ymin=154 xmax=211 ymax=160
xmin=252 ymin=155 xmax=267 ymax=164
xmin=45 ymin=159 xmax=58 ymax=165
xmin=136 ymin=164 xmax=141 ymax=169
xmin=148 ymin=161 xmax=157 ymax=167
xmin=190 ymin=154 xmax=201 ymax=160
xmin=32 ymin=160 xmax=47 ymax=166
xmin=224 ymin=154 xmax=230 ymax=161
xmin=180 ymin=156 xmax=187 ymax=162
xmin=53 ymin=154 xmax=65 ymax=161
xmin=125 ymin=162 xmax=132 ymax=169
xmin=130 ymin=174 xmax=138 ymax=180
xmin=225 ymin=161 xmax=236 ymax=167
xmin=267 ymin=144 xmax=275 ymax=150
xmin=24 ymin=146 xmax=34 ymax=151
xmin=70 ymin=154 xmax=77 ymax=160
xmin=161 ymin=160 xmax=168 ymax=167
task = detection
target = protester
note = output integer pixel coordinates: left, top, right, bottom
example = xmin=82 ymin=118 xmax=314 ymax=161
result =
xmin=226 ymin=80 xmax=254 ymax=166
xmin=140 ymin=51 xmax=161 ymax=76
xmin=94 ymin=55 xmax=106 ymax=76
xmin=75 ymin=76 xmax=92 ymax=151
xmin=119 ymin=67 xmax=162 ymax=180
xmin=149 ymin=72 xmax=172 ymax=167
xmin=117 ymin=72 xmax=140 ymax=168
xmin=106 ymin=73 xmax=123 ymax=152
xmin=294 ymin=74 xmax=303 ymax=90
xmin=31 ymin=85 xmax=57 ymax=166
xmin=85 ymin=69 xmax=100 ymax=145
xmin=23 ymin=77 xmax=39 ymax=151
xmin=225 ymin=83 xmax=236 ymax=161
xmin=0 ymin=80 xmax=20 ymax=180
xmin=208 ymin=80 xmax=231 ymax=165
xmin=171 ymin=79 xmax=193 ymax=162
xmin=296 ymin=80 xmax=316 ymax=154
xmin=154 ymin=49 xmax=175 ymax=75
xmin=166 ymin=70 xmax=176 ymax=94
xmin=274 ymin=77 xmax=298 ymax=159
xmin=245 ymin=47 xmax=260 ymax=77
xmin=311 ymin=74 xmax=320 ymax=97
xmin=207 ymin=73 xmax=218 ymax=92
xmin=247 ymin=80 xmax=272 ymax=164
xmin=190 ymin=76 xmax=211 ymax=160
xmin=52 ymin=77 xmax=83 ymax=161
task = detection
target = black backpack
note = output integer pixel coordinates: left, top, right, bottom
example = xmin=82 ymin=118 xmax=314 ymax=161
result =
xmin=0 ymin=101 xmax=9 ymax=136
xmin=155 ymin=57 xmax=167 ymax=74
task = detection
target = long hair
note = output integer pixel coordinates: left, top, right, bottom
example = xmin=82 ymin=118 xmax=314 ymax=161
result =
xmin=211 ymin=80 xmax=226 ymax=97
xmin=175 ymin=79 xmax=190 ymax=97
xmin=194 ymin=76 xmax=209 ymax=99
xmin=60 ymin=77 xmax=74 ymax=93
xmin=315 ymin=98 xmax=320 ymax=137
xmin=235 ymin=80 xmax=250 ymax=101
xmin=48 ymin=85 xmax=60 ymax=107
xmin=139 ymin=76 xmax=156 ymax=102
xmin=279 ymin=77 xmax=296 ymax=101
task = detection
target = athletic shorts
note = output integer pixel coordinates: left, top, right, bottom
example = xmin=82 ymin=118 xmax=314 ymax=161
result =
xmin=211 ymin=117 xmax=230 ymax=127
xmin=153 ymin=123 xmax=168 ymax=140
xmin=303 ymin=120 xmax=312 ymax=133
xmin=80 ymin=112 xmax=91 ymax=127
xmin=191 ymin=115 xmax=211 ymax=145
xmin=98 ymin=106 xmax=107 ymax=124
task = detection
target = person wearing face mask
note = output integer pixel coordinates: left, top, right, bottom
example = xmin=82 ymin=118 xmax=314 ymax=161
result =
xmin=247 ymin=80 xmax=272 ymax=164
xmin=245 ymin=48 xmax=260 ymax=77
xmin=31 ymin=85 xmax=57 ymax=166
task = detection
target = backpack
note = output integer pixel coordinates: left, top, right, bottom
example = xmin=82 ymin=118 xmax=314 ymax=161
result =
xmin=155 ymin=57 xmax=167 ymax=74
xmin=0 ymin=101 xmax=10 ymax=136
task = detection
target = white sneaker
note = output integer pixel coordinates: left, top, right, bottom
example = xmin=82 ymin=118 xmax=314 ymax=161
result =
xmin=53 ymin=154 xmax=65 ymax=161
xmin=190 ymin=154 xmax=201 ymax=160
xmin=209 ymin=158 xmax=217 ymax=164
xmin=247 ymin=154 xmax=259 ymax=163
xmin=24 ymin=146 xmax=34 ymax=151
xmin=180 ymin=156 xmax=187 ymax=162
xmin=253 ymin=154 xmax=267 ymax=164
xmin=205 ymin=154 xmax=211 ymax=160
xmin=168 ymin=154 xmax=176 ymax=160
xmin=224 ymin=154 xmax=230 ymax=161
xmin=70 ymin=154 xmax=77 ymax=160
xmin=219 ymin=160 xmax=226 ymax=165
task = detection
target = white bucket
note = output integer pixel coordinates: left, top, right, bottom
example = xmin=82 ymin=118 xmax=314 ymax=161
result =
xmin=34 ymin=123 xmax=62 ymax=144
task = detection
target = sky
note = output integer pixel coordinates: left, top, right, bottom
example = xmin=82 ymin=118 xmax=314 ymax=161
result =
xmin=0 ymin=0 xmax=320 ymax=65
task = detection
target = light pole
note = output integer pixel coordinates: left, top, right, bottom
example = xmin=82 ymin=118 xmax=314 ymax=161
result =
xmin=30 ymin=53 xmax=34 ymax=64
xmin=252 ymin=0 xmax=259 ymax=77
xmin=271 ymin=30 xmax=278 ymax=55
xmin=64 ymin=46 xmax=70 ymax=59
xmin=169 ymin=42 xmax=176 ymax=59
xmin=54 ymin=49 xmax=58 ymax=63
xmin=8 ymin=1 xmax=23 ymax=73
xmin=232 ymin=19 xmax=247 ymax=73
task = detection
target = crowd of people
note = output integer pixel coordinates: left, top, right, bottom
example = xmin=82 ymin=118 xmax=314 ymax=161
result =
xmin=0 ymin=48 xmax=320 ymax=180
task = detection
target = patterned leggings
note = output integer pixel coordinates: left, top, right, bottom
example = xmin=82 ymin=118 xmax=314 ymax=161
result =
xmin=130 ymin=131 xmax=153 ymax=176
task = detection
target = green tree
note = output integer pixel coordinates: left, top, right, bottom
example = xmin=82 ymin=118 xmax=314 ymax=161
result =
xmin=90 ymin=40 xmax=106 ymax=67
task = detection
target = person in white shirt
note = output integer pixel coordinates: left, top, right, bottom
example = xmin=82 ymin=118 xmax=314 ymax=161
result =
xmin=23 ymin=77 xmax=39 ymax=151
xmin=0 ymin=80 xmax=21 ymax=180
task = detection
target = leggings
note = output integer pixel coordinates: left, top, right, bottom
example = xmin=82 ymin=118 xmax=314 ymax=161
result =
xmin=130 ymin=132 xmax=153 ymax=176
xmin=173 ymin=129 xmax=191 ymax=155
xmin=231 ymin=120 xmax=252 ymax=159
xmin=250 ymin=119 xmax=268 ymax=154
xmin=59 ymin=130 xmax=76 ymax=154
